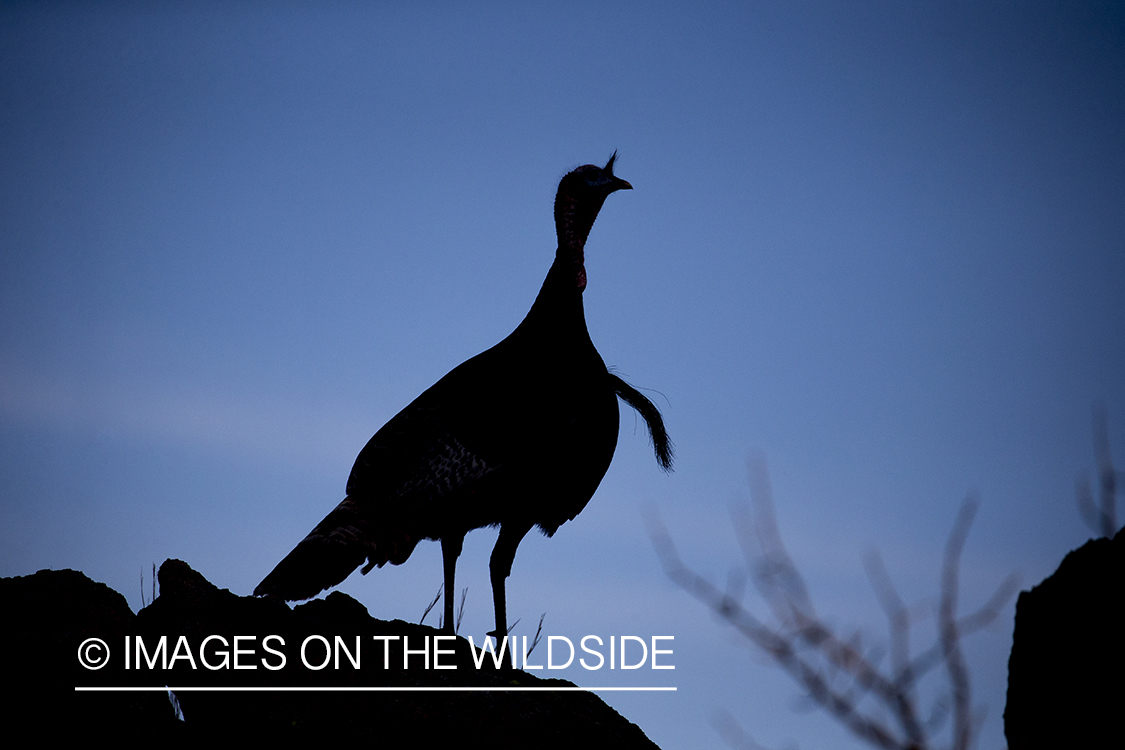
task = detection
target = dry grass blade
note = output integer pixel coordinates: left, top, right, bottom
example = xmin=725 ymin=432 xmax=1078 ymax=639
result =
xmin=421 ymin=583 xmax=442 ymax=626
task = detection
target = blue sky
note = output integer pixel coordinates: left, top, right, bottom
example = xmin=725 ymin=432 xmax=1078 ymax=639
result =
xmin=2 ymin=3 xmax=1123 ymax=748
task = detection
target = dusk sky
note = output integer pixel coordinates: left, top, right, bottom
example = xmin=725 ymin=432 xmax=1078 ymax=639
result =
xmin=2 ymin=3 xmax=1122 ymax=748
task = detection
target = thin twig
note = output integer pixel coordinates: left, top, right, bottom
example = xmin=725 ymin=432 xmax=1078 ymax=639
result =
xmin=939 ymin=496 xmax=977 ymax=750
xmin=711 ymin=708 xmax=780 ymax=750
xmin=1093 ymin=405 xmax=1118 ymax=536
xmin=1077 ymin=406 xmax=1119 ymax=538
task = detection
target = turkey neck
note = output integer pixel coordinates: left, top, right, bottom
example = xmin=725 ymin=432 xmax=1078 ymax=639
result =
xmin=512 ymin=188 xmax=609 ymax=347
xmin=553 ymin=186 xmax=610 ymax=293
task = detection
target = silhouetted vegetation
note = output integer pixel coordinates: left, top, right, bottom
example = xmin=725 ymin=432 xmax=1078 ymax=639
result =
xmin=1076 ymin=405 xmax=1119 ymax=539
xmin=649 ymin=456 xmax=1018 ymax=750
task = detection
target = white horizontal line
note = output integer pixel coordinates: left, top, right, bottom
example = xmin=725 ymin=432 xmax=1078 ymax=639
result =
xmin=76 ymin=685 xmax=676 ymax=692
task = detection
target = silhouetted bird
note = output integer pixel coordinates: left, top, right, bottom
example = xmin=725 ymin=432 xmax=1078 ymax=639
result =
xmin=254 ymin=153 xmax=672 ymax=637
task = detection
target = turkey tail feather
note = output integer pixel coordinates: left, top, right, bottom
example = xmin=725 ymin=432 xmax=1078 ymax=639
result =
xmin=609 ymin=373 xmax=674 ymax=471
xmin=253 ymin=535 xmax=366 ymax=601
xmin=253 ymin=495 xmax=405 ymax=601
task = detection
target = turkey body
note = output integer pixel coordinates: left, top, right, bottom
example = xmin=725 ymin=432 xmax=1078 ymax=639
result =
xmin=254 ymin=154 xmax=669 ymax=637
xmin=348 ymin=272 xmax=619 ymax=547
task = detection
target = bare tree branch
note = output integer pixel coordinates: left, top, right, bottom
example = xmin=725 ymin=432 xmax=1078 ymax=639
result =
xmin=649 ymin=509 xmax=909 ymax=749
xmin=1093 ymin=405 xmax=1118 ymax=537
xmin=1077 ymin=405 xmax=1119 ymax=538
xmin=711 ymin=708 xmax=785 ymax=750
xmin=649 ymin=457 xmax=1018 ymax=750
xmin=939 ymin=496 xmax=977 ymax=750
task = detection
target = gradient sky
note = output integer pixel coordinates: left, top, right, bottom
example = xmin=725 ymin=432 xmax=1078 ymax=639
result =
xmin=2 ymin=3 xmax=1123 ymax=748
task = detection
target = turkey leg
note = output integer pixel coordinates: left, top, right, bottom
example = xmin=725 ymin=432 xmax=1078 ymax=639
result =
xmin=441 ymin=534 xmax=464 ymax=633
xmin=489 ymin=522 xmax=531 ymax=639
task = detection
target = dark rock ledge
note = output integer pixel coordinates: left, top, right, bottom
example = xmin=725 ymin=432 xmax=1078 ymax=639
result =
xmin=1004 ymin=529 xmax=1123 ymax=750
xmin=1 ymin=559 xmax=660 ymax=748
